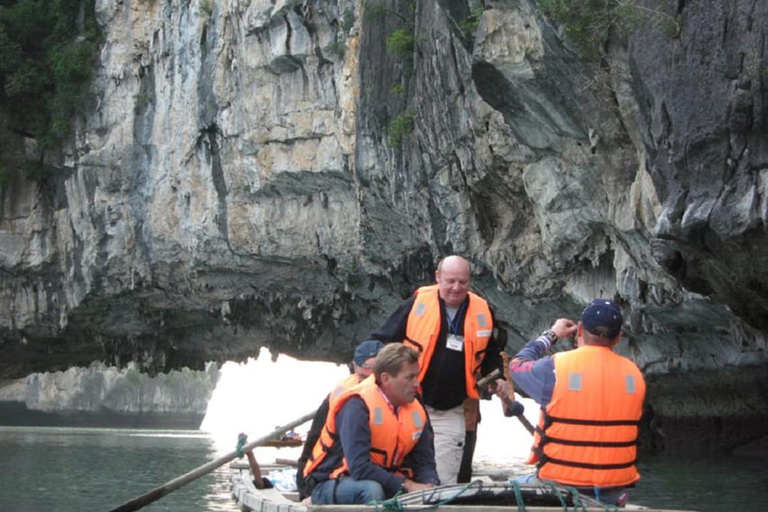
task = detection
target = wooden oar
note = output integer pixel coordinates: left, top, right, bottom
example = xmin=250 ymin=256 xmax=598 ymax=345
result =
xmin=476 ymin=366 xmax=534 ymax=433
xmin=106 ymin=410 xmax=317 ymax=512
xmin=499 ymin=352 xmax=535 ymax=435
xmin=476 ymin=368 xmax=501 ymax=390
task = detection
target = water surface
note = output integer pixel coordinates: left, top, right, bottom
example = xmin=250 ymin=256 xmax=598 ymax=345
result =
xmin=0 ymin=426 xmax=239 ymax=512
xmin=2 ymin=425 xmax=766 ymax=512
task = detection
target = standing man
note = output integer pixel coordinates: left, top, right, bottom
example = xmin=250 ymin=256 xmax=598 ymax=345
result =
xmin=510 ymin=299 xmax=646 ymax=507
xmin=297 ymin=339 xmax=384 ymax=499
xmin=371 ymin=255 xmax=508 ymax=484
xmin=303 ymin=344 xmax=439 ymax=504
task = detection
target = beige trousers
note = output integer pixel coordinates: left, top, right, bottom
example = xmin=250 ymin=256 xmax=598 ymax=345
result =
xmin=426 ymin=404 xmax=466 ymax=485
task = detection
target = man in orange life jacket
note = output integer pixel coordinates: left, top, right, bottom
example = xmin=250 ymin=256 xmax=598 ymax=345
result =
xmin=303 ymin=343 xmax=439 ymax=505
xmin=510 ymin=299 xmax=646 ymax=507
xmin=371 ymin=255 xmax=508 ymax=484
xmin=296 ymin=339 xmax=384 ymax=499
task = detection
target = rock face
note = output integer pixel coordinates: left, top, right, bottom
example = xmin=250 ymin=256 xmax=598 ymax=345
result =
xmin=0 ymin=363 xmax=217 ymax=428
xmin=1 ymin=1 xmax=766 ymax=451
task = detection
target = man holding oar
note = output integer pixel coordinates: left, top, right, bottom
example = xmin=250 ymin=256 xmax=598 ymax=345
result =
xmin=371 ymin=255 xmax=508 ymax=485
xmin=303 ymin=343 xmax=439 ymax=504
xmin=510 ymin=299 xmax=646 ymax=507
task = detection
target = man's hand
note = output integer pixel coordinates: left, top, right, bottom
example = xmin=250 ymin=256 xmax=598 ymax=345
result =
xmin=551 ymin=318 xmax=577 ymax=342
xmin=402 ymin=479 xmax=435 ymax=493
xmin=487 ymin=378 xmax=508 ymax=399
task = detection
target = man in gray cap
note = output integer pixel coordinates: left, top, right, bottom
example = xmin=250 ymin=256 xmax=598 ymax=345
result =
xmin=509 ymin=299 xmax=646 ymax=507
xmin=297 ymin=339 xmax=384 ymax=498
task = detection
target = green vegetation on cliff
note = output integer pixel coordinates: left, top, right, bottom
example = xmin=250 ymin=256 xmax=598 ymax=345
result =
xmin=0 ymin=0 xmax=101 ymax=182
xmin=539 ymin=0 xmax=680 ymax=59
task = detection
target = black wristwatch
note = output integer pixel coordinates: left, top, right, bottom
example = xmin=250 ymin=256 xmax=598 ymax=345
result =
xmin=541 ymin=329 xmax=558 ymax=345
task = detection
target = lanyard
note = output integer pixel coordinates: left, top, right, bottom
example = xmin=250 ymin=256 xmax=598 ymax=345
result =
xmin=447 ymin=301 xmax=467 ymax=335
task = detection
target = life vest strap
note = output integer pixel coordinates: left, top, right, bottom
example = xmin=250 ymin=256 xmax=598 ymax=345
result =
xmin=403 ymin=336 xmax=423 ymax=352
xmin=535 ymin=448 xmax=638 ymax=470
xmin=370 ymin=446 xmax=389 ymax=467
xmin=546 ymin=414 xmax=640 ymax=427
xmin=543 ymin=435 xmax=638 ymax=448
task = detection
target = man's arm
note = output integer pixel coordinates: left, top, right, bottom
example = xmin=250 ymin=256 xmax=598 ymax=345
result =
xmin=336 ymin=397 xmax=404 ymax=495
xmin=479 ymin=312 xmax=507 ymax=399
xmin=510 ymin=318 xmax=577 ymax=407
xmin=479 ymin=316 xmax=505 ymax=376
xmin=296 ymin=395 xmax=330 ymax=495
xmin=401 ymin=414 xmax=439 ymax=486
xmin=509 ymin=336 xmax=556 ymax=406
xmin=370 ymin=296 xmax=416 ymax=343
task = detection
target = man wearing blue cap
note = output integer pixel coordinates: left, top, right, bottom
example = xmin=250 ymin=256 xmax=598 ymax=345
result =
xmin=510 ymin=299 xmax=646 ymax=507
xmin=297 ymin=339 xmax=384 ymax=499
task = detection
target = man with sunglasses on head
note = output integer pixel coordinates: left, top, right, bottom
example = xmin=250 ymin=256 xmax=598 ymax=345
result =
xmin=297 ymin=339 xmax=384 ymax=499
xmin=303 ymin=344 xmax=438 ymax=504
xmin=510 ymin=299 xmax=646 ymax=507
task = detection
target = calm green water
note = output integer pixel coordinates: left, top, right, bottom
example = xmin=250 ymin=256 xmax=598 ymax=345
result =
xmin=1 ymin=426 xmax=766 ymax=512
xmin=633 ymin=452 xmax=768 ymax=512
xmin=0 ymin=426 xmax=239 ymax=512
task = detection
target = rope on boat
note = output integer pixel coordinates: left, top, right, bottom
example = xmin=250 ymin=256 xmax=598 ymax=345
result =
xmin=542 ymin=480 xmax=620 ymax=512
xmin=369 ymin=480 xmax=480 ymax=511
xmin=511 ymin=480 xmax=527 ymax=512
xmin=236 ymin=433 xmax=248 ymax=458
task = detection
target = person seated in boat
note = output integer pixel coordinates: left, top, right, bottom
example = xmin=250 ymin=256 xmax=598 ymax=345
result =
xmin=296 ymin=339 xmax=385 ymax=499
xmin=302 ymin=343 xmax=439 ymax=505
xmin=509 ymin=299 xmax=646 ymax=507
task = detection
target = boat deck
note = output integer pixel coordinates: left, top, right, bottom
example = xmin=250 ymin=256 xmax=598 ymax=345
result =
xmin=230 ymin=463 xmax=697 ymax=512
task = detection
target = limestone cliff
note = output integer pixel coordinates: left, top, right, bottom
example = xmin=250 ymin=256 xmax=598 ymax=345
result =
xmin=0 ymin=363 xmax=217 ymax=427
xmin=1 ymin=0 xmax=766 ymax=452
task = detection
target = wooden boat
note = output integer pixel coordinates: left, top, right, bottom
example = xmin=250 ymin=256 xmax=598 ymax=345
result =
xmin=230 ymin=461 xmax=695 ymax=512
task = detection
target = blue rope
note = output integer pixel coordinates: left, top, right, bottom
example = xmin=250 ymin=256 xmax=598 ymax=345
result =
xmin=511 ymin=480 xmax=527 ymax=512
xmin=567 ymin=485 xmax=587 ymax=512
xmin=541 ymin=480 xmax=627 ymax=512
xmin=370 ymin=481 xmax=479 ymax=511
xmin=235 ymin=432 xmax=247 ymax=458
xmin=546 ymin=481 xmax=569 ymax=509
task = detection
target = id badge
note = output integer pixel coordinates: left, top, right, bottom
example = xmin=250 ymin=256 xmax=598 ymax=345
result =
xmin=446 ymin=334 xmax=464 ymax=351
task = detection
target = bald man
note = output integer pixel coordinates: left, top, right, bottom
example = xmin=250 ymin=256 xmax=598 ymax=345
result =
xmin=371 ymin=255 xmax=507 ymax=484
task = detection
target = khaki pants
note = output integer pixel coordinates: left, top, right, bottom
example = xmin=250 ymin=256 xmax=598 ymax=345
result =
xmin=426 ymin=404 xmax=465 ymax=485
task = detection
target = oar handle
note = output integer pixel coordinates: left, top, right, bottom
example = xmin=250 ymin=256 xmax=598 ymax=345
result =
xmin=476 ymin=368 xmax=501 ymax=390
xmin=106 ymin=410 xmax=317 ymax=512
xmin=477 ymin=365 xmax=534 ymax=434
xmin=500 ymin=351 xmax=535 ymax=435
xmin=501 ymin=396 xmax=535 ymax=434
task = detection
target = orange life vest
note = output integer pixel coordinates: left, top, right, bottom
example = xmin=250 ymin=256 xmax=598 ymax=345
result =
xmin=329 ymin=374 xmax=361 ymax=403
xmin=404 ymin=284 xmax=493 ymax=399
xmin=526 ymin=346 xmax=645 ymax=488
xmin=303 ymin=375 xmax=428 ymax=480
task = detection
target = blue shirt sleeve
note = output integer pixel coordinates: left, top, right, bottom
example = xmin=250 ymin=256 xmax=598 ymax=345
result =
xmin=510 ymin=336 xmax=556 ymax=407
xmin=336 ymin=397 xmax=404 ymax=495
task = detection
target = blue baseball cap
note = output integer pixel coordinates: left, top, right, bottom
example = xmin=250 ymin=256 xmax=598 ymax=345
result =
xmin=581 ymin=299 xmax=623 ymax=339
xmin=353 ymin=340 xmax=384 ymax=366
